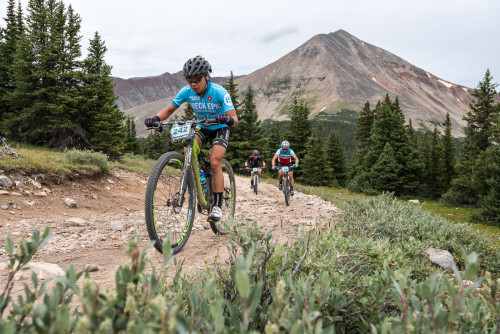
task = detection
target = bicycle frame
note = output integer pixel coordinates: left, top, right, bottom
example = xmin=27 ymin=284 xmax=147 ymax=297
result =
xmin=171 ymin=133 xmax=208 ymax=212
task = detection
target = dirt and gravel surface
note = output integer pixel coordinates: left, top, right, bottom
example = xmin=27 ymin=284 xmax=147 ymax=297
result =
xmin=0 ymin=169 xmax=340 ymax=294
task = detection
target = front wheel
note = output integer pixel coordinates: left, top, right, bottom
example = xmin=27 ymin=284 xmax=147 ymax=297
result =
xmin=253 ymin=174 xmax=259 ymax=195
xmin=145 ymin=152 xmax=195 ymax=254
xmin=210 ymin=159 xmax=236 ymax=235
xmin=283 ymin=175 xmax=290 ymax=206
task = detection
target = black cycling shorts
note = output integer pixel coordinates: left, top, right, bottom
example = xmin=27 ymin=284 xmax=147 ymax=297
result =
xmin=195 ymin=126 xmax=230 ymax=150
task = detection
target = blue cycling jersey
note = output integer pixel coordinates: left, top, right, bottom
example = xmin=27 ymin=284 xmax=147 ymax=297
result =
xmin=171 ymin=82 xmax=234 ymax=130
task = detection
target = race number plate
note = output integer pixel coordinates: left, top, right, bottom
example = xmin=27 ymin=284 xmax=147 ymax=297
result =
xmin=282 ymin=166 xmax=289 ymax=172
xmin=170 ymin=123 xmax=191 ymax=142
xmin=253 ymin=168 xmax=258 ymax=172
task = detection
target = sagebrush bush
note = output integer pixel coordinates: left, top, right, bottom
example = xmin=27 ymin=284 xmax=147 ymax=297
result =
xmin=64 ymin=148 xmax=111 ymax=174
xmin=338 ymin=193 xmax=500 ymax=276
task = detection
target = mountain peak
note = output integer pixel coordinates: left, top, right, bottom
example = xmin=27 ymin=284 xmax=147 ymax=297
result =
xmin=116 ymin=30 xmax=473 ymax=137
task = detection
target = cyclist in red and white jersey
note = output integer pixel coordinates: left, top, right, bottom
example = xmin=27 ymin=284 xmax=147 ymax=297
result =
xmin=271 ymin=140 xmax=299 ymax=195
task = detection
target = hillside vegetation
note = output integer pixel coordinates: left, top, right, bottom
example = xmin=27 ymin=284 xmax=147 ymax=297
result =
xmin=1 ymin=147 xmax=499 ymax=332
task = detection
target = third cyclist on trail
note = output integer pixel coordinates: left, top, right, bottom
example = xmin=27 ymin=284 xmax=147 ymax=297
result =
xmin=271 ymin=140 xmax=299 ymax=196
xmin=245 ymin=150 xmax=266 ymax=189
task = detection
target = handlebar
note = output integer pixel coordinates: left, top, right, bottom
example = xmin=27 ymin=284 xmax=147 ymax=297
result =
xmin=147 ymin=118 xmax=219 ymax=131
xmin=246 ymin=166 xmax=266 ymax=171
xmin=272 ymin=165 xmax=298 ymax=171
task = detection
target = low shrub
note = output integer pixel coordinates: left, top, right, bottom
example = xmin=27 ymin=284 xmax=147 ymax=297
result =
xmin=338 ymin=193 xmax=500 ymax=276
xmin=64 ymin=149 xmax=111 ymax=174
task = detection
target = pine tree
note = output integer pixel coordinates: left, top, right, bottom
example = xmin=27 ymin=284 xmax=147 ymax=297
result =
xmin=427 ymin=127 xmax=446 ymax=198
xmin=471 ymin=145 xmax=500 ymax=226
xmin=82 ymin=32 xmax=125 ymax=158
xmin=0 ymin=0 xmax=24 ymax=130
xmin=446 ymin=69 xmax=499 ymax=205
xmin=231 ymin=84 xmax=265 ymax=173
xmin=123 ymin=115 xmax=139 ymax=154
xmin=350 ymin=101 xmax=374 ymax=186
xmin=370 ymin=142 xmax=401 ymax=192
xmin=364 ymin=100 xmax=423 ymax=195
xmin=5 ymin=0 xmax=85 ymax=147
xmin=301 ymin=123 xmax=331 ymax=186
xmin=284 ymin=98 xmax=312 ymax=179
xmin=441 ymin=112 xmax=456 ymax=189
xmin=326 ymin=130 xmax=348 ymax=187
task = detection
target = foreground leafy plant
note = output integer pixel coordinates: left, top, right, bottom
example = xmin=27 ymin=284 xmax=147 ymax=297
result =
xmin=0 ymin=222 xmax=498 ymax=333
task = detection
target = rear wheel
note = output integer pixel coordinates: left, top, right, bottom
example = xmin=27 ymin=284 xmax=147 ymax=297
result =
xmin=209 ymin=159 xmax=236 ymax=235
xmin=283 ymin=175 xmax=290 ymax=206
xmin=145 ymin=152 xmax=195 ymax=254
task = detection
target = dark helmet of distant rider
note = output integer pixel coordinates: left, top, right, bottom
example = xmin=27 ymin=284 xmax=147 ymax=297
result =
xmin=183 ymin=55 xmax=212 ymax=81
xmin=253 ymin=150 xmax=259 ymax=156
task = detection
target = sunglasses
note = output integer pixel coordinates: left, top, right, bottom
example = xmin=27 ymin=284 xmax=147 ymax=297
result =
xmin=186 ymin=75 xmax=204 ymax=84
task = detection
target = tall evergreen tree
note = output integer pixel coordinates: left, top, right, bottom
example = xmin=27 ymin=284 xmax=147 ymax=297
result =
xmin=350 ymin=101 xmax=374 ymax=185
xmin=326 ymin=130 xmax=348 ymax=187
xmin=370 ymin=142 xmax=401 ymax=193
xmin=123 ymin=115 xmax=139 ymax=154
xmin=446 ymin=69 xmax=499 ymax=205
xmin=0 ymin=0 xmax=24 ymax=130
xmin=365 ymin=101 xmax=423 ymax=195
xmin=284 ymin=98 xmax=312 ymax=179
xmin=441 ymin=112 xmax=456 ymax=189
xmin=231 ymin=84 xmax=266 ymax=173
xmin=471 ymin=145 xmax=500 ymax=226
xmin=82 ymin=32 xmax=125 ymax=158
xmin=301 ymin=123 xmax=331 ymax=186
xmin=426 ymin=127 xmax=446 ymax=198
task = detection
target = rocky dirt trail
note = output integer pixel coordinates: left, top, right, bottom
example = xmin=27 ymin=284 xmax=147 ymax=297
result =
xmin=0 ymin=169 xmax=340 ymax=294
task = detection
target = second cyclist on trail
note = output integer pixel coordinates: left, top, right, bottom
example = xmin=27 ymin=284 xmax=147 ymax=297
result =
xmin=271 ymin=140 xmax=299 ymax=196
xmin=144 ymin=56 xmax=238 ymax=222
xmin=245 ymin=150 xmax=266 ymax=189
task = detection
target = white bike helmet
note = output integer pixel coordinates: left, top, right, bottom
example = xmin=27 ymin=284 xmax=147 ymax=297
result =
xmin=281 ymin=140 xmax=290 ymax=149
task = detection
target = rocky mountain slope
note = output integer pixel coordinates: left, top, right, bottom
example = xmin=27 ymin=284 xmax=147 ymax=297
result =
xmin=114 ymin=30 xmax=477 ymax=137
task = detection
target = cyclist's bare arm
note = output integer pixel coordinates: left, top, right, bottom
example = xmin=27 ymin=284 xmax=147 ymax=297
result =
xmin=157 ymin=103 xmax=177 ymax=121
xmin=225 ymin=109 xmax=238 ymax=127
xmin=294 ymin=156 xmax=299 ymax=165
xmin=271 ymin=155 xmax=277 ymax=167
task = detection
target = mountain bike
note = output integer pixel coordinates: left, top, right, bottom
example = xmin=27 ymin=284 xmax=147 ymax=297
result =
xmin=145 ymin=119 xmax=236 ymax=254
xmin=246 ymin=166 xmax=266 ymax=195
xmin=273 ymin=165 xmax=297 ymax=206
xmin=0 ymin=137 xmax=19 ymax=159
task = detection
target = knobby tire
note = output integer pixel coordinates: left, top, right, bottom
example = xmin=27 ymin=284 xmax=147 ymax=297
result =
xmin=145 ymin=152 xmax=195 ymax=254
xmin=283 ymin=175 xmax=290 ymax=206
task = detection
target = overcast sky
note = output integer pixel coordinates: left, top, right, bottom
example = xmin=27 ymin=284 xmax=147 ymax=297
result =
xmin=2 ymin=0 xmax=499 ymax=88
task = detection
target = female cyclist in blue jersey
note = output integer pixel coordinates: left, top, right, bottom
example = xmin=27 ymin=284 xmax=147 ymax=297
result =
xmin=145 ymin=56 xmax=238 ymax=222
